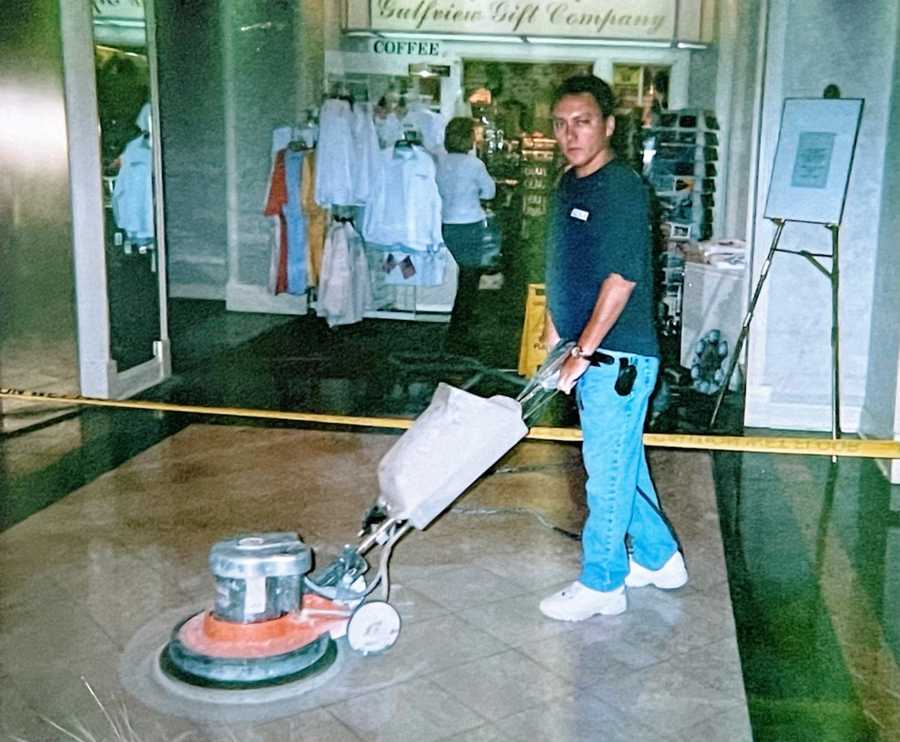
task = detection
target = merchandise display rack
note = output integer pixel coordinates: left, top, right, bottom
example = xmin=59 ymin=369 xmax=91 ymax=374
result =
xmin=519 ymin=134 xmax=557 ymax=223
xmin=645 ymin=108 xmax=720 ymax=338
xmin=647 ymin=108 xmax=719 ymax=243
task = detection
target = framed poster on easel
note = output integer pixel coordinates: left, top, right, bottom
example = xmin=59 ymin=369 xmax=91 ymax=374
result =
xmin=764 ymin=98 xmax=864 ymax=224
xmin=711 ymin=97 xmax=864 ymax=450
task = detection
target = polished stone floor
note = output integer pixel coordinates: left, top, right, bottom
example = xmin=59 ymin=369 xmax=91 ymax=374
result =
xmin=0 ymin=423 xmax=750 ymax=741
xmin=3 ymin=299 xmax=899 ymax=739
xmin=714 ymin=450 xmax=900 ymax=741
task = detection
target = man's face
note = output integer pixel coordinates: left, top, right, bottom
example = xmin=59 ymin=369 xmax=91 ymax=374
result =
xmin=552 ymin=93 xmax=616 ymax=176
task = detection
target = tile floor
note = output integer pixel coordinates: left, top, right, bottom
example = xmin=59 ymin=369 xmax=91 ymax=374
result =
xmin=0 ymin=424 xmax=750 ymax=741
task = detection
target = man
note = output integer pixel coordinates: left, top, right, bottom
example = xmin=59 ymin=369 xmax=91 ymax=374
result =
xmin=539 ymin=76 xmax=687 ymax=622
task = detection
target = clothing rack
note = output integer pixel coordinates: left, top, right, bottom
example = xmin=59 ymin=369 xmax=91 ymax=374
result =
xmin=325 ymin=74 xmax=369 ymax=106
xmin=266 ymin=102 xmax=457 ymax=324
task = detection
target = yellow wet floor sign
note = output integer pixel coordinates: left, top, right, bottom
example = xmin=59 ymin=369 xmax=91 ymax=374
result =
xmin=518 ymin=283 xmax=548 ymax=377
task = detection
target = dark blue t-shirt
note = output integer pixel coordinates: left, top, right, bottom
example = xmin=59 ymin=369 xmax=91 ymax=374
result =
xmin=546 ymin=158 xmax=659 ymax=358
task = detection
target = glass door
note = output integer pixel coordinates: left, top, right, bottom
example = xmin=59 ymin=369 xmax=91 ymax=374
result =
xmin=60 ymin=0 xmax=170 ymax=398
xmin=92 ymin=0 xmax=167 ymax=376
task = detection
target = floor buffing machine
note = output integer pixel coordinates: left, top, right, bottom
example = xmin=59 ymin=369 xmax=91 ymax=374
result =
xmin=158 ymin=344 xmax=572 ymax=692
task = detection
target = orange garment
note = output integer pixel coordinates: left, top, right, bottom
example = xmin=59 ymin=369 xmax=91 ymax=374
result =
xmin=302 ymin=151 xmax=327 ymax=286
xmin=263 ymin=149 xmax=289 ymax=295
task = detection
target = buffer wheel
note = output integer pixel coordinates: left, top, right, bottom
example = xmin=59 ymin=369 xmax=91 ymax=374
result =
xmin=346 ymin=601 xmax=401 ymax=655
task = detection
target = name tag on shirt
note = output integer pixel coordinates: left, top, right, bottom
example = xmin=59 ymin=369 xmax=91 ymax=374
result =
xmin=569 ymin=208 xmax=590 ymax=221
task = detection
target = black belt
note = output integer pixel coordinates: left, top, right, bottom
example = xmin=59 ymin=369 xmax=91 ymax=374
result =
xmin=588 ymin=352 xmax=639 ymax=395
xmin=587 ymin=351 xmax=617 ymax=366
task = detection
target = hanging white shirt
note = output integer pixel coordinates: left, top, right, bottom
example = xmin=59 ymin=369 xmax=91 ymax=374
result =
xmin=352 ymin=102 xmax=380 ymax=205
xmin=314 ymin=98 xmax=355 ymax=207
xmin=316 ymin=221 xmax=371 ymax=327
xmin=402 ymin=104 xmax=446 ymax=153
xmin=363 ymin=144 xmax=443 ymax=251
xmin=374 ymin=111 xmax=404 ymax=149
xmin=436 ymin=152 xmax=496 ymax=224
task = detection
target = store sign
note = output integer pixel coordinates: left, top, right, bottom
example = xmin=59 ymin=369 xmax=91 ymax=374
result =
xmin=369 ymin=0 xmax=677 ymax=39
xmin=371 ymin=39 xmax=442 ymax=55
xmin=92 ymin=0 xmax=145 ymax=21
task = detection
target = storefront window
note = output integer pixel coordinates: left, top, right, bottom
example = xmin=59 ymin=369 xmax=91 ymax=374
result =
xmin=146 ymin=4 xmax=736 ymax=431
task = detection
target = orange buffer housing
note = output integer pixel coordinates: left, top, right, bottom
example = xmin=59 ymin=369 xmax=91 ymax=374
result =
xmin=177 ymin=594 xmax=352 ymax=659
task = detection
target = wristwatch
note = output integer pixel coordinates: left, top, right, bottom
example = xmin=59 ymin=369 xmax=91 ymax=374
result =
xmin=570 ymin=344 xmax=591 ymax=360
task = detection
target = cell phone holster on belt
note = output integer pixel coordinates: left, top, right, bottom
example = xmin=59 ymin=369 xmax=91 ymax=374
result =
xmin=614 ymin=358 xmax=637 ymax=396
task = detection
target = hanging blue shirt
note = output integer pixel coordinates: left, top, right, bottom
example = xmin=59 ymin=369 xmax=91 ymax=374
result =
xmin=283 ymin=149 xmax=308 ymax=295
xmin=112 ymin=134 xmax=154 ymax=242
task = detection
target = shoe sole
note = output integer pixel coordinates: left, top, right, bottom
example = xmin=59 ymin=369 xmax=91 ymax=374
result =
xmin=625 ymin=573 xmax=688 ymax=590
xmin=540 ymin=596 xmax=627 ymax=621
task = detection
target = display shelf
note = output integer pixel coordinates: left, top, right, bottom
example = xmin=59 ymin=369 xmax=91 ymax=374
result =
xmin=519 ymin=134 xmax=558 ymax=219
xmin=646 ymin=107 xmax=719 ymax=244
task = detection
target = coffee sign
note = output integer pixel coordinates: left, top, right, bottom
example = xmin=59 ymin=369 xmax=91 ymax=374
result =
xmin=371 ymin=39 xmax=442 ymax=55
xmin=369 ymin=0 xmax=678 ymax=39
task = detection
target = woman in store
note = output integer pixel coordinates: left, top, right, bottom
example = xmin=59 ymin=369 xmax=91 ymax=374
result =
xmin=436 ymin=117 xmax=496 ymax=355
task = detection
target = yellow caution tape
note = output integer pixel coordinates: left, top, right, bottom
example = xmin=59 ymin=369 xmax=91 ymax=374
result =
xmin=3 ymin=387 xmax=898 ymax=459
xmin=528 ymin=427 xmax=900 ymax=457
xmin=0 ymin=387 xmax=414 ymax=431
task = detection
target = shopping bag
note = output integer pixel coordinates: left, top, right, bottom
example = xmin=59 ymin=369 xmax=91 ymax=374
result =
xmin=517 ymin=283 xmax=548 ymax=377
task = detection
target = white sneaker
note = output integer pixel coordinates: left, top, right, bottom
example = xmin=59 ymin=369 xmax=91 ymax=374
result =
xmin=539 ymin=582 xmax=627 ymax=621
xmin=625 ymin=552 xmax=688 ymax=589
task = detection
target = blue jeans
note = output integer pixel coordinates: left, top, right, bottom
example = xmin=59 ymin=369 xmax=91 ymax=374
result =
xmin=575 ymin=351 xmax=679 ymax=591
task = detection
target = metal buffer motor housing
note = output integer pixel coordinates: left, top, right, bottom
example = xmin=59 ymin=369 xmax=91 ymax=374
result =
xmin=210 ymin=533 xmax=309 ymax=623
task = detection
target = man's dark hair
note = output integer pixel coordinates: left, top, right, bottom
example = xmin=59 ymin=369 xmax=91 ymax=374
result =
xmin=551 ymin=75 xmax=616 ymax=117
xmin=444 ymin=117 xmax=475 ymax=153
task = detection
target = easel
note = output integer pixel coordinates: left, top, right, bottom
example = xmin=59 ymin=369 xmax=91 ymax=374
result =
xmin=710 ymin=219 xmax=842 ymax=443
xmin=709 ymin=93 xmax=864 ymax=460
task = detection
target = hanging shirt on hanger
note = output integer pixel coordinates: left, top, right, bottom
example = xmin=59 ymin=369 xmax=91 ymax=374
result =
xmin=374 ymin=111 xmax=404 ymax=149
xmin=402 ymin=103 xmax=446 ymax=153
xmin=282 ymin=148 xmax=308 ymax=294
xmin=112 ymin=134 xmax=154 ymax=243
xmin=265 ymin=127 xmax=294 ymax=294
xmin=316 ymin=221 xmax=372 ymax=327
xmin=301 ymin=151 xmax=327 ymax=286
xmin=314 ymin=98 xmax=355 ymax=208
xmin=352 ymin=102 xmax=380 ymax=205
xmin=363 ymin=144 xmax=444 ymax=252
xmin=264 ymin=149 xmax=290 ymax=294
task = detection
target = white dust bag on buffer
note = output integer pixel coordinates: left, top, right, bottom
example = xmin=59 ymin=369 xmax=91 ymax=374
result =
xmin=376 ymin=383 xmax=528 ymax=530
